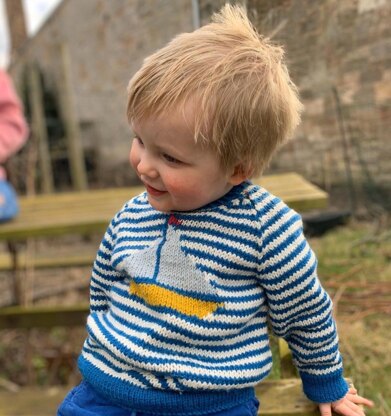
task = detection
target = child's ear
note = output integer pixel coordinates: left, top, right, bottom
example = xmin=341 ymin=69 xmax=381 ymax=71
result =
xmin=228 ymin=164 xmax=252 ymax=185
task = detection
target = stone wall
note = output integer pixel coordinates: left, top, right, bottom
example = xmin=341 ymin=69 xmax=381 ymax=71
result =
xmin=245 ymin=0 xmax=391 ymax=205
xmin=201 ymin=0 xmax=391 ymax=204
xmin=10 ymin=0 xmax=193 ymax=186
xmin=9 ymin=0 xmax=391 ymax=204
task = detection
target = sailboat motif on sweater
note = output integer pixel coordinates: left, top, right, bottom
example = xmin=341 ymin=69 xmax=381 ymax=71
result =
xmin=122 ymin=219 xmax=222 ymax=318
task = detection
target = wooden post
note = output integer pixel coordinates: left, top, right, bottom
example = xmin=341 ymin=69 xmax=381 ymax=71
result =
xmin=27 ymin=64 xmax=54 ymax=193
xmin=58 ymin=42 xmax=88 ymax=191
xmin=278 ymin=338 xmax=297 ymax=378
xmin=4 ymin=0 xmax=28 ymax=60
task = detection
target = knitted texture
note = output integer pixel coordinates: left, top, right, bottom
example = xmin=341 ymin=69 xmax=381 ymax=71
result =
xmin=79 ymin=181 xmax=348 ymax=414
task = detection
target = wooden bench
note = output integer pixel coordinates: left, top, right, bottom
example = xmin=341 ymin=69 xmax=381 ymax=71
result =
xmin=0 ymin=173 xmax=327 ymax=242
xmin=0 ymin=172 xmax=327 ymax=274
xmin=0 ymin=305 xmax=354 ymax=416
xmin=0 ymin=173 xmax=329 ymax=415
xmin=0 ymin=378 xmax=320 ymax=416
xmin=0 ymin=304 xmax=320 ymax=415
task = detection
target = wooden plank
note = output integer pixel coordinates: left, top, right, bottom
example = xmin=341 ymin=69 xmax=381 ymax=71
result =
xmin=254 ymin=173 xmax=328 ymax=212
xmin=28 ymin=64 xmax=54 ymax=193
xmin=59 ymin=42 xmax=88 ymax=190
xmin=0 ymin=251 xmax=95 ymax=271
xmin=0 ymin=187 xmax=138 ymax=240
xmin=0 ymin=386 xmax=69 ymax=416
xmin=0 ymin=379 xmax=317 ymax=416
xmin=0 ymin=174 xmax=327 ymax=241
xmin=0 ymin=379 xmax=353 ymax=416
xmin=0 ymin=304 xmax=89 ymax=329
xmin=278 ymin=338 xmax=297 ymax=378
xmin=255 ymin=379 xmax=318 ymax=415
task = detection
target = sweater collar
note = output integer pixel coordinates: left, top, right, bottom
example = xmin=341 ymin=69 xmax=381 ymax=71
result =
xmin=168 ymin=180 xmax=251 ymax=215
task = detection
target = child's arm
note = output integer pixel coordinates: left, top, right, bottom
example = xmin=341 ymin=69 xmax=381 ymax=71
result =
xmin=257 ymin=202 xmax=367 ymax=405
xmin=0 ymin=70 xmax=29 ymax=165
xmin=319 ymin=387 xmax=374 ymax=416
xmin=89 ymin=209 xmax=124 ymax=313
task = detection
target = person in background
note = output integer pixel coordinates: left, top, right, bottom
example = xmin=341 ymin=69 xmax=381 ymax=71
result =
xmin=0 ymin=69 xmax=29 ymax=222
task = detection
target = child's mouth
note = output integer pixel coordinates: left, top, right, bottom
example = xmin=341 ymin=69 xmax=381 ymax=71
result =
xmin=145 ymin=183 xmax=167 ymax=197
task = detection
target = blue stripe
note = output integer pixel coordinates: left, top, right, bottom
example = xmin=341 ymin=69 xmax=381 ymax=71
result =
xmin=83 ymin=343 xmax=155 ymax=388
xmin=80 ymin=182 xmax=344 ymax=402
xmin=108 ymin=309 xmax=269 ymax=354
xmin=119 ymin=223 xmax=165 ymax=233
xmin=261 ymin=241 xmax=313 ymax=278
xmin=108 ymin=287 xmax=267 ymax=338
xmin=93 ymin=315 xmax=269 ymax=371
xmin=180 ymin=235 xmax=259 ymax=264
xmin=121 ymin=211 xmax=164 ymax=222
xmin=184 ymin=248 xmax=256 ymax=273
xmin=179 ymin=213 xmax=261 ymax=237
xmin=117 ymin=234 xmax=162 ymax=243
xmin=180 ymin=225 xmax=260 ymax=248
xmin=101 ymin=313 xmax=270 ymax=365
xmin=270 ymin=299 xmax=332 ymax=328
xmin=91 ymin=268 xmax=120 ymax=283
xmin=213 ymin=281 xmax=258 ymax=291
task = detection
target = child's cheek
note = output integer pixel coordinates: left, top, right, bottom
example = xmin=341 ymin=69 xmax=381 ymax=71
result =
xmin=129 ymin=145 xmax=139 ymax=172
xmin=165 ymin=175 xmax=194 ymax=197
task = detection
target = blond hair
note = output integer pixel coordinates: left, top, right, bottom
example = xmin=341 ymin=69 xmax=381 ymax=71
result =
xmin=127 ymin=4 xmax=302 ymax=176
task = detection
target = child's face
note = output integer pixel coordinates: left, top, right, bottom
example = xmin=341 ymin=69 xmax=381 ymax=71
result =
xmin=129 ymin=109 xmax=243 ymax=212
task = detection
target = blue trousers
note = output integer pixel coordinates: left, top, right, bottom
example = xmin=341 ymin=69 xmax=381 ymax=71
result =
xmin=57 ymin=381 xmax=259 ymax=416
xmin=0 ymin=180 xmax=19 ymax=222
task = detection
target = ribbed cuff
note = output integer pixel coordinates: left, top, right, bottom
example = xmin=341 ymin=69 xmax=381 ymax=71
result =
xmin=300 ymin=371 xmax=349 ymax=403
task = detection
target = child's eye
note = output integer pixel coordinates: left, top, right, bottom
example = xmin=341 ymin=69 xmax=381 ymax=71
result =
xmin=134 ymin=137 xmax=144 ymax=146
xmin=163 ymin=154 xmax=181 ymax=164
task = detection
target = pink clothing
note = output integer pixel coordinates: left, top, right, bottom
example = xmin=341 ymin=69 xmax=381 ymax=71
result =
xmin=0 ymin=70 xmax=29 ymax=179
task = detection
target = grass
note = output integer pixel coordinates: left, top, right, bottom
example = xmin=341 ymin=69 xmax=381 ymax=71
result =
xmin=310 ymin=220 xmax=391 ymax=285
xmin=309 ymin=220 xmax=391 ymax=416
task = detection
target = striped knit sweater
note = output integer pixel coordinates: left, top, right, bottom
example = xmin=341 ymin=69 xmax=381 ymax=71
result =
xmin=78 ymin=181 xmax=348 ymax=415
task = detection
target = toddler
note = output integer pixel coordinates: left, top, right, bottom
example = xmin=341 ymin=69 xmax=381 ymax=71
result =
xmin=58 ymin=4 xmax=373 ymax=416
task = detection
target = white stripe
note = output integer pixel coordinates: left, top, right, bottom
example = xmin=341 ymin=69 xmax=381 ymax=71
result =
xmin=89 ymin=315 xmax=270 ymax=378
xmin=106 ymin=312 xmax=269 ymax=361
xmin=261 ymin=207 xmax=299 ymax=240
xmin=299 ymin=362 xmax=343 ymax=376
xmin=261 ymin=224 xmax=306 ymax=267
xmin=104 ymin=313 xmax=270 ymax=365
xmin=260 ymin=247 xmax=316 ymax=283
xmin=109 ymin=303 xmax=268 ymax=347
xmin=82 ymin=349 xmax=146 ymax=387
xmin=107 ymin=300 xmax=267 ymax=356
xmin=266 ymin=280 xmax=322 ymax=310
xmin=185 ymin=241 xmax=257 ymax=269
xmin=270 ymin=304 xmax=333 ymax=332
xmin=292 ymin=324 xmax=336 ymax=341
xmin=289 ymin=337 xmax=339 ymax=359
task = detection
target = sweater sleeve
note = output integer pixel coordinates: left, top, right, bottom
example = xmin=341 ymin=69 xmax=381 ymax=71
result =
xmin=0 ymin=71 xmax=29 ymax=164
xmin=257 ymin=201 xmax=348 ymax=403
xmin=89 ymin=208 xmax=125 ymax=313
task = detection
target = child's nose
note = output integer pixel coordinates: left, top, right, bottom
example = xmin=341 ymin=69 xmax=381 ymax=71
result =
xmin=137 ymin=153 xmax=158 ymax=178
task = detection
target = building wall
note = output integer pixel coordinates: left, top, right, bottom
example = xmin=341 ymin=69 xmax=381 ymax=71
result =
xmin=199 ymin=0 xmax=390 ymax=204
xmin=245 ymin=0 xmax=391 ymax=204
xmin=10 ymin=0 xmax=391 ymax=202
xmin=10 ymin=0 xmax=193 ymax=185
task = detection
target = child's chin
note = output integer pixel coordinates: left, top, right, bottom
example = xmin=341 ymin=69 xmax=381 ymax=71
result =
xmin=147 ymin=197 xmax=171 ymax=213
